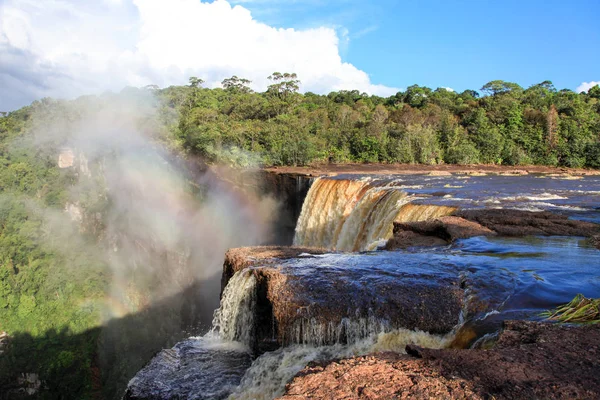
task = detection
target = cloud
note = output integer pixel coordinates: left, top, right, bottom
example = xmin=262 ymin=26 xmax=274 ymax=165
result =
xmin=576 ymin=81 xmax=600 ymax=93
xmin=441 ymin=87 xmax=454 ymax=92
xmin=0 ymin=0 xmax=398 ymax=110
xmin=352 ymin=25 xmax=378 ymax=39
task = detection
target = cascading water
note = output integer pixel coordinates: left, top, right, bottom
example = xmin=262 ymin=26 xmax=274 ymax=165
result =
xmin=294 ymin=177 xmax=456 ymax=251
xmin=228 ymin=328 xmax=454 ymax=400
xmin=211 ymin=270 xmax=257 ymax=345
xmin=127 ymin=172 xmax=600 ymax=400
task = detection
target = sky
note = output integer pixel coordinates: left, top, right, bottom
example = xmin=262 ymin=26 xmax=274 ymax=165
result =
xmin=0 ymin=0 xmax=599 ymax=111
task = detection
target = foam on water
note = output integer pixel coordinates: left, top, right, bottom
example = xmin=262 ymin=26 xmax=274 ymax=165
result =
xmin=228 ymin=328 xmax=453 ymax=400
xmin=211 ymin=270 xmax=257 ymax=346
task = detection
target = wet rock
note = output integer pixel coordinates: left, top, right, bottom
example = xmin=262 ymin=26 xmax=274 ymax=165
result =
xmin=388 ymin=209 xmax=600 ymax=249
xmin=390 ymin=216 xmax=495 ymax=247
xmin=222 ymin=246 xmax=325 ymax=295
xmin=224 ymin=249 xmax=464 ymax=350
xmin=280 ymin=321 xmax=600 ymax=399
xmin=590 ymin=235 xmax=600 ymax=250
xmin=384 ymin=230 xmax=448 ymax=250
xmin=456 ymin=209 xmax=600 ymax=237
xmin=124 ymin=338 xmax=252 ymax=400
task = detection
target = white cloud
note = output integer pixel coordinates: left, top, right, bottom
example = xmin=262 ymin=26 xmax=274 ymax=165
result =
xmin=576 ymin=81 xmax=600 ymax=93
xmin=0 ymin=0 xmax=398 ymax=110
xmin=441 ymin=87 xmax=454 ymax=92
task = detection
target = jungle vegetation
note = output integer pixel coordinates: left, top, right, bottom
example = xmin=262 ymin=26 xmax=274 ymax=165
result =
xmin=0 ymin=76 xmax=599 ymax=398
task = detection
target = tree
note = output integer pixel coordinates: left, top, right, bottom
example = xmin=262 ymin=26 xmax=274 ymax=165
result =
xmin=267 ymin=72 xmax=300 ymax=100
xmin=546 ymin=104 xmax=559 ymax=150
xmin=480 ymin=80 xmax=523 ymax=96
xmin=188 ymin=77 xmax=204 ymax=88
xmin=403 ymin=85 xmax=431 ymax=108
xmin=221 ymin=76 xmax=253 ymax=93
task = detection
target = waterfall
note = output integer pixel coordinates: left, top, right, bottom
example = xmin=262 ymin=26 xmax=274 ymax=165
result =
xmin=294 ymin=177 xmax=456 ymax=251
xmin=228 ymin=328 xmax=454 ymax=400
xmin=211 ymin=270 xmax=257 ymax=346
xmin=394 ymin=203 xmax=457 ymax=223
xmin=283 ymin=316 xmax=392 ymax=346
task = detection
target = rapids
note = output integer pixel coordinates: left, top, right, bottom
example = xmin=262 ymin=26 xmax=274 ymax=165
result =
xmin=126 ymin=172 xmax=600 ymax=400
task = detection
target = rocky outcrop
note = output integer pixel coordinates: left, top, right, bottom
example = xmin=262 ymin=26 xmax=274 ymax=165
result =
xmin=592 ymin=235 xmax=600 ymax=249
xmin=222 ymin=247 xmax=464 ymax=351
xmin=388 ymin=216 xmax=495 ymax=250
xmin=58 ymin=148 xmax=75 ymax=168
xmin=221 ymin=246 xmax=325 ymax=295
xmin=280 ymin=320 xmax=600 ymax=399
xmin=384 ymin=230 xmax=448 ymax=249
xmin=387 ymin=209 xmax=600 ymax=250
xmin=280 ymin=353 xmax=482 ymax=399
xmin=456 ymin=209 xmax=600 ymax=237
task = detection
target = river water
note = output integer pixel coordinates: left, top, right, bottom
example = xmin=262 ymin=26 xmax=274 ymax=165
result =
xmin=127 ymin=173 xmax=600 ymax=400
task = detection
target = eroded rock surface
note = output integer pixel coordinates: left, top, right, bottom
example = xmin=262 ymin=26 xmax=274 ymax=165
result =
xmin=280 ymin=321 xmax=600 ymax=399
xmin=222 ymin=246 xmax=324 ymax=294
xmin=456 ymin=209 xmax=600 ymax=237
xmin=222 ymin=248 xmax=464 ymax=351
xmin=387 ymin=209 xmax=600 ymax=250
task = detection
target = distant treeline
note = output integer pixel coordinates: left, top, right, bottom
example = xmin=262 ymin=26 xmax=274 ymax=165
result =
xmin=155 ymin=75 xmax=600 ymax=168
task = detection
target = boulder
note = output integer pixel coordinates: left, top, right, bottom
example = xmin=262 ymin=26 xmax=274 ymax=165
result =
xmin=384 ymin=230 xmax=448 ymax=250
xmin=221 ymin=246 xmax=324 ymax=295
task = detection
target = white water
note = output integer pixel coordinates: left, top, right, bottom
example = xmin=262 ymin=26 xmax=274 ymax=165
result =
xmin=211 ymin=270 xmax=257 ymax=346
xmin=204 ymin=268 xmax=458 ymax=400
xmin=228 ymin=328 xmax=454 ymax=400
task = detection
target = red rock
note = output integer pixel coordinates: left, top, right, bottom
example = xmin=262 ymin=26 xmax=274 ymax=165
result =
xmin=280 ymin=321 xmax=600 ymax=400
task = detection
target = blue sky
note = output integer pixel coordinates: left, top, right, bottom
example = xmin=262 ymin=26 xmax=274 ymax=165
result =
xmin=233 ymin=0 xmax=600 ymax=92
xmin=1 ymin=0 xmax=598 ymax=110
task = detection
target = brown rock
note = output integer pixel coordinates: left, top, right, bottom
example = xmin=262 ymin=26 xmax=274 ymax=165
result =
xmin=221 ymin=246 xmax=324 ymax=294
xmin=391 ymin=216 xmax=496 ymax=245
xmin=591 ymin=235 xmax=600 ymax=250
xmin=384 ymin=230 xmax=448 ymax=250
xmin=280 ymin=321 xmax=600 ymax=399
xmin=456 ymin=209 xmax=600 ymax=237
xmin=280 ymin=352 xmax=482 ymax=400
xmin=223 ymin=247 xmax=464 ymax=351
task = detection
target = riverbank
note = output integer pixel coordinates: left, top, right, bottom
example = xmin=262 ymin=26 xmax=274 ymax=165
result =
xmin=265 ymin=163 xmax=600 ymax=176
xmin=279 ymin=320 xmax=600 ymax=399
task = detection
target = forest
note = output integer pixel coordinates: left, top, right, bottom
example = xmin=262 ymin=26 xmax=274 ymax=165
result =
xmin=0 ymin=75 xmax=599 ymax=398
xmin=164 ymin=74 xmax=600 ymax=168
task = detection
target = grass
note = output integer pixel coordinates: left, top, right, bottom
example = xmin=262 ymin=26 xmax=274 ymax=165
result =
xmin=541 ymin=294 xmax=600 ymax=324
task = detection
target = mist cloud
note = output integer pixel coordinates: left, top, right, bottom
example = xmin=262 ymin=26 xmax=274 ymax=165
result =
xmin=0 ymin=0 xmax=398 ymax=111
xmin=24 ymin=92 xmax=277 ymax=319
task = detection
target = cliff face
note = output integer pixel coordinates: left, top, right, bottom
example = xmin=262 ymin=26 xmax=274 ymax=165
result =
xmin=234 ymin=170 xmax=314 ymax=245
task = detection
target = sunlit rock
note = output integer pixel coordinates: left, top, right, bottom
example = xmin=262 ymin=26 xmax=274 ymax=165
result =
xmin=58 ymin=147 xmax=75 ymax=168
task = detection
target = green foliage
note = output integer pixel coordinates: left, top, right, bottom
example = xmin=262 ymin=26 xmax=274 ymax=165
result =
xmin=162 ymin=74 xmax=600 ymax=168
xmin=541 ymin=294 xmax=600 ymax=324
xmin=0 ymin=73 xmax=599 ymax=398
